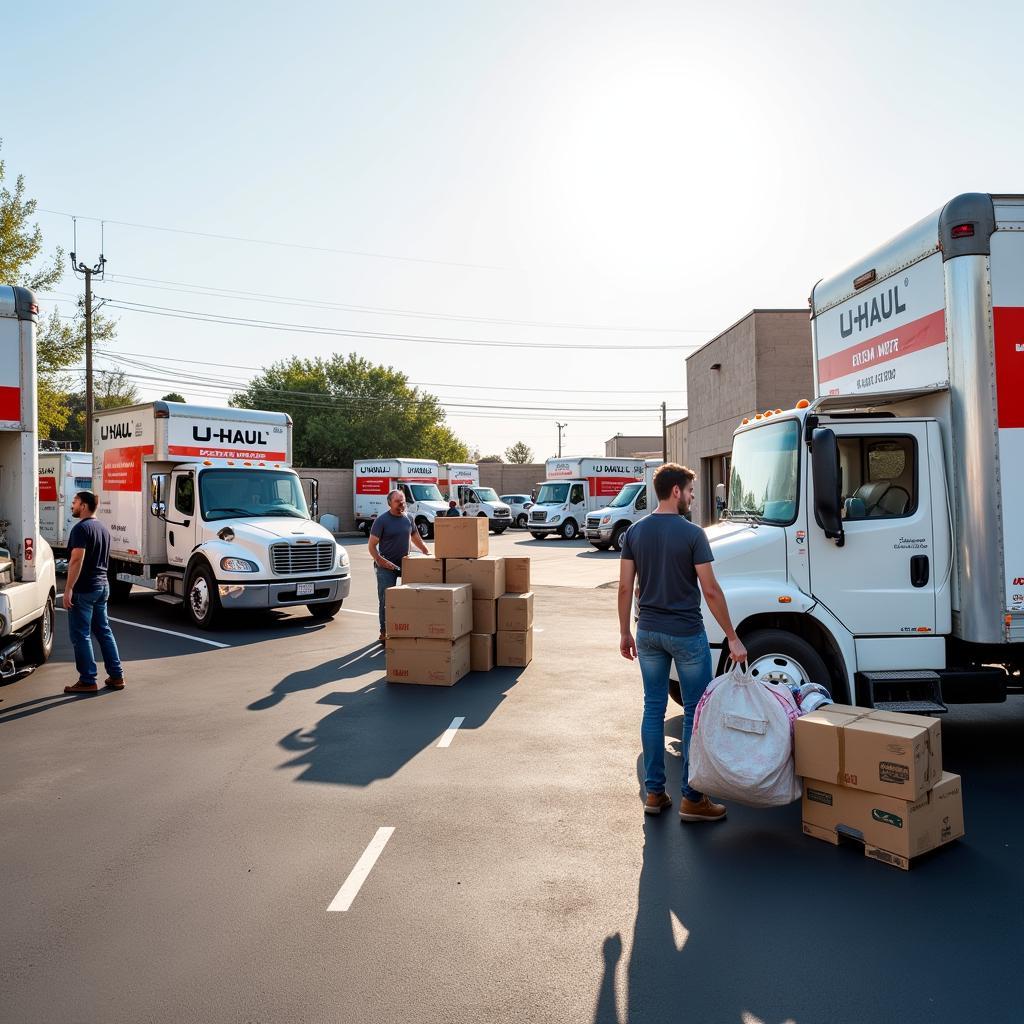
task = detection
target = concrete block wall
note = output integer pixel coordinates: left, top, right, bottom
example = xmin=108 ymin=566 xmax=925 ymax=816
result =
xmin=479 ymin=464 xmax=547 ymax=497
xmin=605 ymin=435 xmax=663 ymax=458
xmin=302 ymin=468 xmax=355 ymax=530
xmin=753 ymin=310 xmax=814 ymax=413
xmin=666 ymin=417 xmax=688 ymax=468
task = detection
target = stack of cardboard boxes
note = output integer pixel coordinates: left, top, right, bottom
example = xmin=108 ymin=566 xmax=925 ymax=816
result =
xmin=795 ymin=705 xmax=964 ymax=870
xmin=386 ymin=517 xmax=534 ymax=685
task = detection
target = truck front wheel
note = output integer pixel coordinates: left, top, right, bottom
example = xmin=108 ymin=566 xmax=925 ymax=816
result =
xmin=560 ymin=519 xmax=578 ymax=540
xmin=611 ymin=524 xmax=629 ymax=551
xmin=415 ymin=518 xmax=432 ymax=540
xmin=742 ymin=629 xmax=830 ymax=691
xmin=185 ymin=563 xmax=222 ymax=630
xmin=308 ymin=600 xmax=343 ymax=621
xmin=107 ymin=564 xmax=133 ymax=603
xmin=23 ymin=593 xmax=55 ymax=665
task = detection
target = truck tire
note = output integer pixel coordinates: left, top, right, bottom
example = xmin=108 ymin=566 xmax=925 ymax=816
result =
xmin=560 ymin=519 xmax=578 ymax=540
xmin=185 ymin=562 xmax=222 ymax=630
xmin=530 ymin=532 xmax=546 ymax=541
xmin=308 ymin=600 xmax=343 ymax=621
xmin=742 ymin=629 xmax=830 ymax=690
xmin=611 ymin=524 xmax=630 ymax=552
xmin=107 ymin=564 xmax=133 ymax=603
xmin=493 ymin=526 xmax=507 ymax=535
xmin=516 ymin=513 xmax=528 ymax=528
xmin=415 ymin=517 xmax=432 ymax=540
xmin=22 ymin=593 xmax=55 ymax=665
xmin=591 ymin=541 xmax=611 ymax=551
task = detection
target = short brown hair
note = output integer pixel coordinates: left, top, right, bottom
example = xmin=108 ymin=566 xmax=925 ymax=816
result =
xmin=75 ymin=490 xmax=98 ymax=512
xmin=652 ymin=463 xmax=695 ymax=500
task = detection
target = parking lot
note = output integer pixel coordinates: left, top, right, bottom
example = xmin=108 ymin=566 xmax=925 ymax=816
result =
xmin=2 ymin=530 xmax=1022 ymax=1024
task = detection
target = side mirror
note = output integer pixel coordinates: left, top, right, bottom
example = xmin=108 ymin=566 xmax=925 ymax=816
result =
xmin=300 ymin=477 xmax=320 ymax=520
xmin=714 ymin=482 xmax=727 ymax=516
xmin=811 ymin=428 xmax=845 ymax=547
xmin=150 ymin=474 xmax=168 ymax=518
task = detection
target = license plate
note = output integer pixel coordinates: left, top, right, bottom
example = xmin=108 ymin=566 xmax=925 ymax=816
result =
xmin=296 ymin=582 xmax=315 ymax=597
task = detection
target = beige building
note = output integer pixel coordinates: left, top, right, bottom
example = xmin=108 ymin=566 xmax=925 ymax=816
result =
xmin=605 ymin=434 xmax=663 ymax=458
xmin=686 ymin=309 xmax=813 ymax=525
xmin=666 ymin=416 xmax=688 ymax=467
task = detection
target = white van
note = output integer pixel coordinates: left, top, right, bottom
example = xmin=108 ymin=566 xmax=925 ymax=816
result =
xmin=353 ymin=458 xmax=448 ymax=538
xmin=438 ymin=463 xmax=512 ymax=533
xmin=585 ymin=459 xmax=661 ymax=551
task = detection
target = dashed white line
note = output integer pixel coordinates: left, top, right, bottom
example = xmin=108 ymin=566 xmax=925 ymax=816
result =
xmin=437 ymin=716 xmax=466 ymax=748
xmin=55 ymin=606 xmax=229 ymax=648
xmin=327 ymin=827 xmax=395 ymax=912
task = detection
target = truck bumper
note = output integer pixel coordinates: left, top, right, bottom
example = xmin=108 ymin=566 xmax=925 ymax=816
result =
xmin=528 ymin=525 xmax=560 ymax=535
xmin=584 ymin=527 xmax=613 ymax=542
xmin=217 ymin=572 xmax=351 ymax=609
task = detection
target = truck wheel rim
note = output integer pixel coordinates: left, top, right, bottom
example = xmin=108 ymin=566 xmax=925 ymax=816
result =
xmin=748 ymin=653 xmax=808 ymax=688
xmin=417 ymin=521 xmax=429 ymax=538
xmin=43 ymin=602 xmax=53 ymax=649
xmin=191 ymin=577 xmax=210 ymax=618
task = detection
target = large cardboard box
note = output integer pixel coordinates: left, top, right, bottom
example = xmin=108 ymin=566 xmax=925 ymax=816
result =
xmin=504 ymin=557 xmax=531 ymax=594
xmin=401 ymin=556 xmax=444 ymax=584
xmin=470 ymin=633 xmax=495 ymax=672
xmin=794 ymin=703 xmax=942 ymax=800
xmin=497 ymin=592 xmax=534 ymax=632
xmin=445 ymin=556 xmax=506 ymax=600
xmin=802 ymin=772 xmax=964 ymax=870
xmin=385 ymin=583 xmax=473 ymax=640
xmin=497 ymin=629 xmax=533 ymax=667
xmin=386 ymin=635 xmax=471 ymax=686
xmin=473 ymin=599 xmax=497 ymax=635
xmin=434 ymin=516 xmax=489 ymax=559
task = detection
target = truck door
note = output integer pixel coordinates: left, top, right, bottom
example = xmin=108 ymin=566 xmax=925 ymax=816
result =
xmin=569 ymin=482 xmax=585 ymax=520
xmin=808 ymin=423 xmax=936 ymax=635
xmin=459 ymin=485 xmax=475 ymax=513
xmin=167 ymin=469 xmax=198 ymax=568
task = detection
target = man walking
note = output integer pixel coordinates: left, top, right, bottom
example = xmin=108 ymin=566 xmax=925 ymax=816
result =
xmin=617 ymin=464 xmax=746 ymax=822
xmin=369 ymin=489 xmax=431 ymax=643
xmin=63 ymin=490 xmax=125 ymax=694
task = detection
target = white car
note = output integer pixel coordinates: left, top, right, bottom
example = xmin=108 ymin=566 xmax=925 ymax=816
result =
xmin=500 ymin=494 xmax=534 ymax=529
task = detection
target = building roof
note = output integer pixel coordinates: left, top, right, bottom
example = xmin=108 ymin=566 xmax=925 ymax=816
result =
xmin=684 ymin=308 xmax=809 ymax=363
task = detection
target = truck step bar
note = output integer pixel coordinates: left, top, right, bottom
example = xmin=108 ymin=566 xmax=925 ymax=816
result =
xmin=154 ymin=594 xmax=184 ymax=606
xmin=856 ymin=669 xmax=948 ymax=715
xmin=0 ymin=629 xmax=35 ymax=680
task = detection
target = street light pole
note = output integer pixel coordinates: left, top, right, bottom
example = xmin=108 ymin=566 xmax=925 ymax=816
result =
xmin=556 ymin=421 xmax=567 ymax=458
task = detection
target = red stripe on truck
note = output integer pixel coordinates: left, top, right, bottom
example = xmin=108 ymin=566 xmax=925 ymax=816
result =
xmin=0 ymin=385 xmax=20 ymax=421
xmin=587 ymin=476 xmax=643 ymax=498
xmin=102 ymin=445 xmax=155 ymax=491
xmin=167 ymin=445 xmax=287 ymax=461
xmin=994 ymin=306 xmax=1024 ymax=428
xmin=356 ymin=478 xmax=391 ymax=494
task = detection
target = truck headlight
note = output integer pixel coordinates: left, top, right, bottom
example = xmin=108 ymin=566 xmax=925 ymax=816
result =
xmin=220 ymin=557 xmax=259 ymax=572
xmin=337 ymin=545 xmax=350 ymax=568
xmin=601 ymin=515 xmax=611 ymax=525
xmin=550 ymin=515 xmax=561 ymax=524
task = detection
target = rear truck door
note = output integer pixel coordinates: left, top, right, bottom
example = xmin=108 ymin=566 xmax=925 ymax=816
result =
xmin=167 ymin=469 xmax=199 ymax=568
xmin=808 ymin=421 xmax=937 ymax=636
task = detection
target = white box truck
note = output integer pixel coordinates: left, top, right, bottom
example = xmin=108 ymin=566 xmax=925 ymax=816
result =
xmin=528 ymin=457 xmax=646 ymax=540
xmin=38 ymin=449 xmax=92 ymax=557
xmin=585 ymin=459 xmax=662 ymax=551
xmin=353 ymin=458 xmax=448 ymax=538
xmin=93 ymin=401 xmax=350 ymax=629
xmin=438 ymin=463 xmax=512 ymax=533
xmin=0 ymin=287 xmax=57 ymax=676
xmin=698 ymin=192 xmax=1023 ymax=711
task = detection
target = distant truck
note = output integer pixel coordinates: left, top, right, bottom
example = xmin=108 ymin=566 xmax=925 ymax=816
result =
xmin=585 ymin=459 xmax=662 ymax=551
xmin=38 ymin=449 xmax=92 ymax=557
xmin=353 ymin=458 xmax=448 ymax=538
xmin=93 ymin=401 xmax=350 ymax=629
xmin=0 ymin=286 xmax=57 ymax=676
xmin=438 ymin=463 xmax=512 ymax=533
xmin=528 ymin=457 xmax=646 ymax=540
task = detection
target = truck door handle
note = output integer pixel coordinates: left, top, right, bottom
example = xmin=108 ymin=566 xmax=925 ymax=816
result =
xmin=910 ymin=555 xmax=929 ymax=588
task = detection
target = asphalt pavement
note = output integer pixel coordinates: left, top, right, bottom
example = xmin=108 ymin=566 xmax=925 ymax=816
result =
xmin=1 ymin=531 xmax=1022 ymax=1024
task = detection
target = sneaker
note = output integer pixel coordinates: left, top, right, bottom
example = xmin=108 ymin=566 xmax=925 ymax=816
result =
xmin=643 ymin=792 xmax=672 ymax=815
xmin=104 ymin=677 xmax=126 ymax=690
xmin=64 ymin=682 xmax=99 ymax=694
xmin=679 ymin=796 xmax=727 ymax=823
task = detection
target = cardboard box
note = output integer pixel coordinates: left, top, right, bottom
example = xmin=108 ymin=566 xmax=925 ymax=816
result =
xmin=497 ymin=592 xmax=534 ymax=632
xmin=434 ymin=516 xmax=489 ymax=559
xmin=497 ymin=629 xmax=533 ymax=667
xmin=401 ymin=556 xmax=444 ymax=584
xmin=473 ymin=599 xmax=497 ymax=635
xmin=386 ymin=635 xmax=471 ymax=686
xmin=470 ymin=633 xmax=495 ymax=672
xmin=794 ymin=703 xmax=943 ymax=800
xmin=801 ymin=772 xmax=964 ymax=870
xmin=385 ymin=583 xmax=473 ymax=640
xmin=504 ymin=557 xmax=531 ymax=594
xmin=445 ymin=556 xmax=506 ymax=601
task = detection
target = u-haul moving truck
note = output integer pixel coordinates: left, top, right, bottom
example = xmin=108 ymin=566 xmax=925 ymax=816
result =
xmin=38 ymin=450 xmax=92 ymax=556
xmin=93 ymin=402 xmax=350 ymax=629
xmin=438 ymin=463 xmax=512 ymax=533
xmin=0 ymin=287 xmax=56 ymax=675
xmin=699 ymin=193 xmax=1023 ymax=711
xmin=528 ymin=457 xmax=645 ymax=540
xmin=585 ymin=459 xmax=662 ymax=551
xmin=353 ymin=458 xmax=448 ymax=537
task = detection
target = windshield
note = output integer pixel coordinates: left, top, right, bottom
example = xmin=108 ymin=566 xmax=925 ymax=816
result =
xmin=609 ymin=482 xmax=643 ymax=509
xmin=728 ymin=420 xmax=800 ymax=524
xmin=200 ymin=469 xmax=310 ymax=522
xmin=474 ymin=487 xmax=500 ymax=502
xmin=408 ymin=483 xmax=443 ymax=502
xmin=537 ymin=483 xmax=569 ymax=504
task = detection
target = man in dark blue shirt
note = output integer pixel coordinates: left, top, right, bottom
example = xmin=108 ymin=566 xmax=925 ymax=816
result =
xmin=63 ymin=490 xmax=125 ymax=694
xmin=369 ymin=489 xmax=431 ymax=643
xmin=618 ymin=464 xmax=746 ymax=822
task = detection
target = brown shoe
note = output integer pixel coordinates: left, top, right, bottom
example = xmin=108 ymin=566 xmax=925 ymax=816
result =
xmin=679 ymin=796 xmax=727 ymax=823
xmin=64 ymin=682 xmax=99 ymax=694
xmin=104 ymin=677 xmax=126 ymax=690
xmin=378 ymin=632 xmax=387 ymax=644
xmin=644 ymin=792 xmax=673 ymax=815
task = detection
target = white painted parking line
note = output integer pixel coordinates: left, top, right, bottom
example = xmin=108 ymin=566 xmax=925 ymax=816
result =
xmin=327 ymin=827 xmax=395 ymax=912
xmin=437 ymin=716 xmax=465 ymax=747
xmin=340 ymin=608 xmax=378 ymax=617
xmin=55 ymin=606 xmax=229 ymax=649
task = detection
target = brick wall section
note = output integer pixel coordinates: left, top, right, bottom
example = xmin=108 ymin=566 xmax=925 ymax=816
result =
xmin=753 ymin=310 xmax=814 ymax=412
xmin=479 ymin=463 xmax=547 ymax=497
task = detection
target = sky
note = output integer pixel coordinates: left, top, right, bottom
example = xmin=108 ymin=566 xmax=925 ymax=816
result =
xmin=5 ymin=0 xmax=1024 ymax=460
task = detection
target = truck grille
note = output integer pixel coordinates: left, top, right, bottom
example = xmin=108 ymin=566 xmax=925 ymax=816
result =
xmin=586 ymin=516 xmax=601 ymax=530
xmin=271 ymin=541 xmax=335 ymax=575
xmin=530 ymin=509 xmax=547 ymax=523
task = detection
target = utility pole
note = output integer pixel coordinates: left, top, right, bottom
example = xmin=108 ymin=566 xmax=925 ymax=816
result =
xmin=70 ymin=243 xmax=106 ymax=452
xmin=556 ymin=422 xmax=567 ymax=458
xmin=661 ymin=401 xmax=668 ymax=461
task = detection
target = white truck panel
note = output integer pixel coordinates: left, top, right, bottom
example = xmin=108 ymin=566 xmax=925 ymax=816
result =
xmin=38 ymin=452 xmax=92 ymax=550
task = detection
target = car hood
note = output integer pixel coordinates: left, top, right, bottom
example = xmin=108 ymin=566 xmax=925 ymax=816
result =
xmin=705 ymin=520 xmax=786 ymax=580
xmin=216 ymin=517 xmax=334 ymax=543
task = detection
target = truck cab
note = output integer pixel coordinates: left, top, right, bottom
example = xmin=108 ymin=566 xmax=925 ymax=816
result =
xmin=586 ymin=460 xmax=661 ymax=551
xmin=529 ymin=479 xmax=588 ymax=540
xmin=454 ymin=484 xmax=511 ymax=533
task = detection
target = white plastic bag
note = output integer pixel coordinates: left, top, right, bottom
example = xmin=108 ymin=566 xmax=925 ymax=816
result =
xmin=687 ymin=661 xmax=802 ymax=807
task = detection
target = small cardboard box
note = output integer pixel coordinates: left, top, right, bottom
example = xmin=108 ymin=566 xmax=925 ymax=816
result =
xmin=386 ymin=635 xmax=471 ymax=686
xmin=497 ymin=629 xmax=533 ymax=667
xmin=385 ymin=583 xmax=473 ymax=640
xmin=473 ymin=599 xmax=497 ymax=635
xmin=497 ymin=592 xmax=534 ymax=632
xmin=434 ymin=516 xmax=489 ymax=559
xmin=401 ymin=556 xmax=444 ymax=584
xmin=794 ymin=703 xmax=942 ymax=800
xmin=445 ymin=556 xmax=506 ymax=601
xmin=504 ymin=557 xmax=531 ymax=594
xmin=470 ymin=633 xmax=495 ymax=672
xmin=802 ymin=772 xmax=964 ymax=870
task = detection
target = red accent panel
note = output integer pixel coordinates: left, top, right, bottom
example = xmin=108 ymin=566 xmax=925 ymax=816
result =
xmin=102 ymin=445 xmax=155 ymax=491
xmin=994 ymin=306 xmax=1024 ymax=428
xmin=0 ymin=385 xmax=20 ymax=421
xmin=39 ymin=476 xmax=59 ymax=502
xmin=356 ymin=477 xmax=391 ymax=495
xmin=587 ymin=475 xmax=643 ymax=497
xmin=817 ymin=309 xmax=946 ymax=385
xmin=167 ymin=445 xmax=287 ymax=462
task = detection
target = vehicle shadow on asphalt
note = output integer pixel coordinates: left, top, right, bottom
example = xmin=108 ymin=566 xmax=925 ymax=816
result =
xmin=0 ymin=687 xmax=116 ymax=725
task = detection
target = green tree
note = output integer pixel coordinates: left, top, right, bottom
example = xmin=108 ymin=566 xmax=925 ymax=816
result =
xmin=230 ymin=353 xmax=469 ymax=466
xmin=478 ymin=454 xmax=504 ymax=463
xmin=161 ymin=392 xmax=186 ymax=403
xmin=49 ymin=370 xmax=141 ymax=448
xmin=504 ymin=441 xmax=534 ymax=464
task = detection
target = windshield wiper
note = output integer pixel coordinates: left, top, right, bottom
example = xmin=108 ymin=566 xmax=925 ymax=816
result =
xmin=206 ymin=507 xmax=252 ymax=517
xmin=252 ymin=509 xmax=306 ymax=518
xmin=725 ymin=509 xmax=761 ymax=525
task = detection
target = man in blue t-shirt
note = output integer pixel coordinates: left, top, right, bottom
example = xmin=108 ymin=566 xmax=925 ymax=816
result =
xmin=63 ymin=490 xmax=125 ymax=694
xmin=369 ymin=489 xmax=431 ymax=643
xmin=618 ymin=464 xmax=746 ymax=822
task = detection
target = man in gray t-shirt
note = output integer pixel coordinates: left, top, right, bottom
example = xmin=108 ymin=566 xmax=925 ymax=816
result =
xmin=369 ymin=489 xmax=431 ymax=642
xmin=618 ymin=464 xmax=746 ymax=823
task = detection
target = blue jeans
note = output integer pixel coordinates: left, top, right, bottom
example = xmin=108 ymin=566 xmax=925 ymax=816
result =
xmin=68 ymin=586 xmax=123 ymax=685
xmin=375 ymin=565 xmax=401 ymax=633
xmin=636 ymin=629 xmax=713 ymax=801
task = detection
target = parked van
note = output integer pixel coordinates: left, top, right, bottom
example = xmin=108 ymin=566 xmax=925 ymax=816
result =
xmin=353 ymin=458 xmax=448 ymax=538
xmin=438 ymin=463 xmax=512 ymax=533
xmin=585 ymin=459 xmax=661 ymax=550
